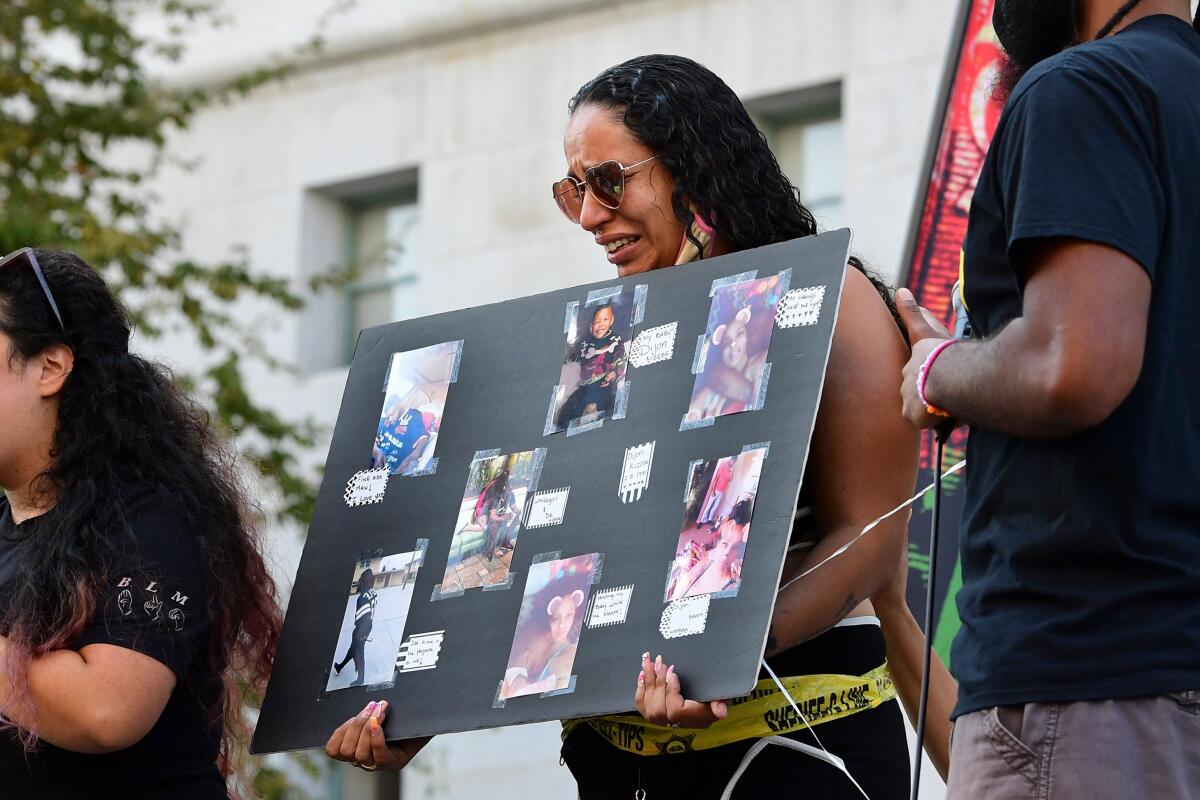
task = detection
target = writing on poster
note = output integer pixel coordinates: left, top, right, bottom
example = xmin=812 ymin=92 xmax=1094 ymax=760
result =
xmin=344 ymin=468 xmax=389 ymax=507
xmin=619 ymin=442 xmax=656 ymax=504
xmin=525 ymin=488 xmax=570 ymax=529
xmin=628 ymin=322 xmax=678 ymax=368
xmin=396 ymin=631 xmax=445 ymax=673
xmin=776 ymin=286 xmax=826 ymax=329
xmin=586 ymin=585 xmax=634 ymax=628
xmin=660 ymin=594 xmax=711 ymax=639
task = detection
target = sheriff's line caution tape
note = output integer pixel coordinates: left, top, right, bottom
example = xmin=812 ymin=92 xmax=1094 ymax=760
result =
xmin=744 ymin=459 xmax=968 ymax=799
xmin=759 ymin=658 xmax=871 ymax=800
xmin=779 ymin=459 xmax=967 ymax=594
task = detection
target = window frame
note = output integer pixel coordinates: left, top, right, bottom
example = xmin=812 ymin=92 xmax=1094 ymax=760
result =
xmin=340 ymin=190 xmax=421 ymax=364
xmin=747 ymin=82 xmax=844 ymax=228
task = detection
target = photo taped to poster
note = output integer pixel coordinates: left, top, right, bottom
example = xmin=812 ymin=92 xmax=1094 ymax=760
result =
xmin=665 ymin=446 xmax=767 ymax=602
xmin=325 ymin=544 xmax=427 ymax=693
xmin=371 ymin=341 xmax=462 ymax=477
xmin=546 ymin=286 xmax=637 ymax=435
xmin=439 ymin=449 xmax=547 ymax=594
xmin=500 ymin=553 xmax=599 ymax=700
xmin=685 ymin=274 xmax=789 ymax=423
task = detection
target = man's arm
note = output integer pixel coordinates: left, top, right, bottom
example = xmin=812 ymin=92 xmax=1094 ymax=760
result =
xmin=397 ymin=434 xmax=430 ymax=473
xmin=902 ymin=239 xmax=1151 ymax=437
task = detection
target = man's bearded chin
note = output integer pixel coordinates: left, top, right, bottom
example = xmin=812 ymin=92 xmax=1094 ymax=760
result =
xmin=992 ymin=0 xmax=1079 ymax=101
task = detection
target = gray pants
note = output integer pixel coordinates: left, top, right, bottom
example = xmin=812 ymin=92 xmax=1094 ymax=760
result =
xmin=947 ymin=692 xmax=1200 ymax=800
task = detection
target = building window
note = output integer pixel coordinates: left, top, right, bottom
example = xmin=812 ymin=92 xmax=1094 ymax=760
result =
xmin=344 ymin=194 xmax=420 ymax=359
xmin=299 ymin=168 xmax=421 ymax=371
xmin=750 ymin=83 xmax=844 ymax=230
xmin=769 ymin=116 xmax=844 ymax=227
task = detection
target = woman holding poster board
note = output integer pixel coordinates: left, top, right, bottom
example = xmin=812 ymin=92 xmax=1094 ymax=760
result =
xmin=327 ymin=55 xmax=919 ymax=798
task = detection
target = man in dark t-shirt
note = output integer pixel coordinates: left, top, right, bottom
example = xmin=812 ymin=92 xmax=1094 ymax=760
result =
xmin=896 ymin=1 xmax=1200 ymax=796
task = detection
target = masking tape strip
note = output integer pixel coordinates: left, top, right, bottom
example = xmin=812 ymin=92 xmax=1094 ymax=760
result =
xmin=709 ymin=270 xmax=759 ymax=296
xmin=448 ymin=340 xmax=465 ymax=382
xmin=564 ymin=300 xmax=580 ymax=335
xmin=586 ymin=285 xmax=624 ymax=306
xmin=633 ymin=283 xmax=649 ymax=326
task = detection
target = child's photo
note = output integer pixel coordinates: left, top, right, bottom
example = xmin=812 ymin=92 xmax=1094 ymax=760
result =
xmin=326 ymin=546 xmax=425 ymax=692
xmin=500 ymin=553 xmax=598 ymax=700
xmin=370 ymin=341 xmax=461 ymax=476
xmin=686 ymin=275 xmax=787 ymax=422
xmin=664 ymin=446 xmax=766 ymax=602
xmin=440 ymin=449 xmax=545 ymax=593
xmin=547 ymin=288 xmax=635 ymax=433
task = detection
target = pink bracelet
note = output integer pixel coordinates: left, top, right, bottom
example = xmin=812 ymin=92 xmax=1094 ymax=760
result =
xmin=917 ymin=339 xmax=957 ymax=418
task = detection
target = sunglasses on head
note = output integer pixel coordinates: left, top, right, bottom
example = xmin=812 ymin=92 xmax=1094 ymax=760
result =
xmin=551 ymin=155 xmax=659 ymax=224
xmin=0 ymin=248 xmax=66 ymax=332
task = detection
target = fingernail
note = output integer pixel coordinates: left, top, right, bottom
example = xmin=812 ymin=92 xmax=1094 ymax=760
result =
xmin=716 ymin=701 xmax=728 ymax=719
xmin=370 ymin=717 xmax=381 ymax=732
xmin=359 ymin=701 xmax=377 ymax=718
xmin=638 ymin=672 xmax=645 ymax=685
xmin=655 ymin=655 xmax=662 ymax=667
xmin=666 ymin=664 xmax=675 ymax=678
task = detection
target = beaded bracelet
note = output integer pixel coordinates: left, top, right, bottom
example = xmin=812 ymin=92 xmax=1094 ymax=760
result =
xmin=916 ymin=339 xmax=957 ymax=418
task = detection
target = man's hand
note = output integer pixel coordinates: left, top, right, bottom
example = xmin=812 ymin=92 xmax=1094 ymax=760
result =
xmin=633 ymin=653 xmax=728 ymax=729
xmin=896 ymin=288 xmax=953 ymax=429
xmin=325 ymin=700 xmax=432 ymax=771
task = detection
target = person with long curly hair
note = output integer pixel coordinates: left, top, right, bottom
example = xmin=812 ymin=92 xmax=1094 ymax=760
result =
xmin=325 ymin=55 xmax=919 ymax=796
xmin=0 ymin=247 xmax=282 ymax=797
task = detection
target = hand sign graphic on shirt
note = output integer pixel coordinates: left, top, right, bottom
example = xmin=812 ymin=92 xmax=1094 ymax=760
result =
xmin=168 ymin=607 xmax=186 ymax=632
xmin=144 ymin=593 xmax=162 ymax=621
xmin=118 ymin=589 xmax=134 ymax=616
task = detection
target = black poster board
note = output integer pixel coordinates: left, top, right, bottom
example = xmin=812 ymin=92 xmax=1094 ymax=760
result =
xmin=253 ymin=231 xmax=851 ymax=754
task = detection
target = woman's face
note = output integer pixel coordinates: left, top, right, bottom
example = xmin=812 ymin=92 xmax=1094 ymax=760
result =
xmin=719 ymin=318 xmax=750 ymax=370
xmin=548 ymin=595 xmax=577 ymax=644
xmin=563 ymin=104 xmax=687 ymax=277
xmin=0 ymin=332 xmax=57 ymax=489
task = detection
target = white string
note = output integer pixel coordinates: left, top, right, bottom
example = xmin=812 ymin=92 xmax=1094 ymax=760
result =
xmin=780 ymin=459 xmax=967 ymax=593
xmin=719 ymin=736 xmax=841 ymax=800
xmin=760 ymin=658 xmax=871 ymax=800
xmin=720 ymin=458 xmax=970 ymax=798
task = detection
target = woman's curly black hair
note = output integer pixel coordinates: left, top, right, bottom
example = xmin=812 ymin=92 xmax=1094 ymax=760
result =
xmin=568 ymin=54 xmax=900 ymax=325
xmin=0 ymin=249 xmax=280 ymax=789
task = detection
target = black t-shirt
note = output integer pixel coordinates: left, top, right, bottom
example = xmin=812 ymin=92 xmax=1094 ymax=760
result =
xmin=0 ymin=493 xmax=226 ymax=799
xmin=954 ymin=15 xmax=1200 ymax=716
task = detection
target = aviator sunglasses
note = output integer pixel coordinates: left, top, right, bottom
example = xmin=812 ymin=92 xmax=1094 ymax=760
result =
xmin=0 ymin=248 xmax=66 ymax=332
xmin=552 ymin=155 xmax=659 ymax=224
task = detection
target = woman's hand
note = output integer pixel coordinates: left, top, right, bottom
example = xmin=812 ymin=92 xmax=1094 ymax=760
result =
xmin=634 ymin=653 xmax=728 ymax=729
xmin=325 ymin=700 xmax=432 ymax=771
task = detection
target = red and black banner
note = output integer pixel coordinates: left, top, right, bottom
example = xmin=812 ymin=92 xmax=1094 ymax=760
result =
xmin=899 ymin=0 xmax=1004 ymax=659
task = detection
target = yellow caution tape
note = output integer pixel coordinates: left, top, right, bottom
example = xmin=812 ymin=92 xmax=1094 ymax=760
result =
xmin=562 ymin=662 xmax=896 ymax=756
